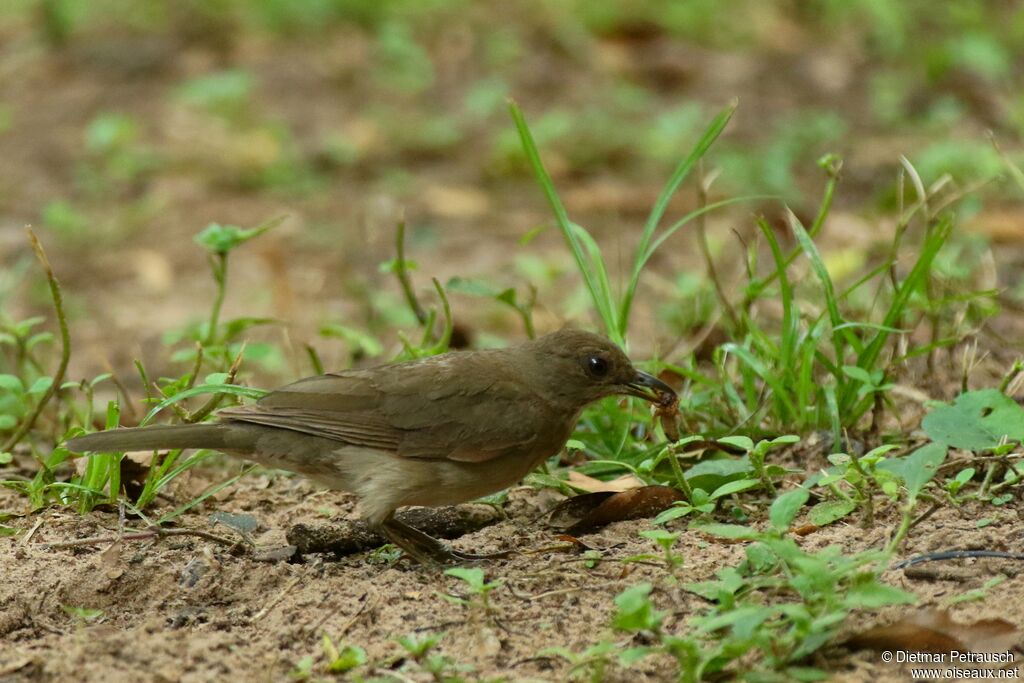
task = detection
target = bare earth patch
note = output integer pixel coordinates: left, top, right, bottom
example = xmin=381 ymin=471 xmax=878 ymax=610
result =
xmin=2 ymin=473 xmax=1022 ymax=681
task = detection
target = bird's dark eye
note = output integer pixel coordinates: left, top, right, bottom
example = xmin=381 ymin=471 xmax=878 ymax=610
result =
xmin=587 ymin=356 xmax=610 ymax=378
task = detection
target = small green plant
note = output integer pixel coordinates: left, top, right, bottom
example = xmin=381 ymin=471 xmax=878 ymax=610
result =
xmin=395 ymin=632 xmax=475 ymax=681
xmin=320 ymin=633 xmax=367 ymax=674
xmin=652 ymin=474 xmax=760 ymax=526
xmin=441 ymin=566 xmax=504 ymax=616
xmin=289 ymin=634 xmax=370 ymax=679
xmin=2 ymin=224 xmax=269 ymax=516
xmin=372 ymin=219 xmax=454 ymax=360
xmin=62 ymin=605 xmax=104 ymax=624
xmin=540 ymin=640 xmax=622 ymax=683
xmin=563 ymin=490 xmax=918 ymax=681
xmin=165 ymin=218 xmax=285 ymax=372
xmin=78 ymin=112 xmax=159 ymax=197
xmin=446 ymin=276 xmax=537 ymax=339
xmin=632 ymin=528 xmax=684 ymax=575
xmin=176 ymin=70 xmax=254 ymax=122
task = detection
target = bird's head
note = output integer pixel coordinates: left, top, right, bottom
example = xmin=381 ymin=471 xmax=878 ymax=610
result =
xmin=524 ymin=328 xmax=676 ymax=408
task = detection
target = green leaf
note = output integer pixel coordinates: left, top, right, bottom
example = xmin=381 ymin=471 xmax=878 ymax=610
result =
xmin=396 ymin=632 xmax=441 ymax=657
xmin=445 ymin=276 xmax=501 ymax=298
xmin=445 ymin=566 xmax=502 ymax=593
xmin=718 ymin=435 xmax=755 ymax=452
xmin=786 ymin=666 xmax=831 ymax=682
xmin=843 ymin=581 xmax=917 ymax=609
xmin=841 ymin=365 xmax=873 ymax=384
xmin=509 ymin=101 xmax=620 ymax=341
xmin=922 ymin=389 xmax=1024 ymax=451
xmin=140 ymin=383 xmax=268 ymax=425
xmin=378 ymin=258 xmax=418 ymax=274
xmin=769 ymin=488 xmax=810 ymax=532
xmin=62 ymin=606 xmax=104 ymax=620
xmin=709 ymin=478 xmax=761 ymax=499
xmin=690 ymin=522 xmax=757 ymax=540
xmin=28 ymin=377 xmax=54 ymax=395
xmin=619 ymin=101 xmax=737 ymax=333
xmin=808 ymin=499 xmax=857 ymax=526
xmin=744 ymin=542 xmax=778 ymax=572
xmin=193 ymin=216 xmax=283 ymax=254
xmin=323 ymin=639 xmax=366 ymax=673
xmin=653 ymin=504 xmax=695 ymax=524
xmin=319 ymin=323 xmax=384 ymax=357
xmin=612 ymin=583 xmax=664 ymax=632
xmin=0 ymin=374 xmax=24 ymax=392
xmin=683 ymin=456 xmax=755 ymax=493
xmin=877 ymin=442 xmax=947 ymax=499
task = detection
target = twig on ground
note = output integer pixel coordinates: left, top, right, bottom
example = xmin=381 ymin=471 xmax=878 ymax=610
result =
xmin=252 ymin=574 xmax=304 ymax=622
xmin=38 ymin=525 xmax=240 ymax=550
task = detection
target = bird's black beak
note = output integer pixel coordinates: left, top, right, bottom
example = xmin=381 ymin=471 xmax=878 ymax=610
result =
xmin=623 ymin=370 xmax=676 ymax=403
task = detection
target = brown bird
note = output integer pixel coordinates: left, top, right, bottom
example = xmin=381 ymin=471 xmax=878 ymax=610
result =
xmin=67 ymin=328 xmax=675 ymax=565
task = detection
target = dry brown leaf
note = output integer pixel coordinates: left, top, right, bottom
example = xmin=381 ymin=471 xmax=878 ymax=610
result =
xmin=547 ymin=486 xmax=683 ymax=534
xmin=422 ymin=184 xmax=491 ymax=220
xmin=100 ymin=540 xmax=124 ymax=580
xmin=847 ymin=609 xmax=1020 ymax=654
xmin=566 ymin=470 xmax=644 ymax=493
xmin=967 ymin=208 xmax=1024 ymax=243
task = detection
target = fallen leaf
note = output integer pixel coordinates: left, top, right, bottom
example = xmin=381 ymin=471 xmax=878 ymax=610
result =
xmin=422 ymin=184 xmax=491 ymax=219
xmin=566 ymin=471 xmax=644 ymax=493
xmin=547 ymin=486 xmax=683 ymax=534
xmin=130 ymin=248 xmax=173 ymax=293
xmin=847 ymin=609 xmax=1019 ymax=654
xmin=100 ymin=540 xmax=123 ymax=580
xmin=967 ymin=208 xmax=1024 ymax=243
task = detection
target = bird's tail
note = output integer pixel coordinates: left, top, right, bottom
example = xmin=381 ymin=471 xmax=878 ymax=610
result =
xmin=67 ymin=423 xmax=254 ymax=453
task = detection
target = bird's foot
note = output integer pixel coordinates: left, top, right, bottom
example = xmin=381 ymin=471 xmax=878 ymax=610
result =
xmin=440 ymin=547 xmax=511 ymax=565
xmin=379 ymin=516 xmax=510 ymax=567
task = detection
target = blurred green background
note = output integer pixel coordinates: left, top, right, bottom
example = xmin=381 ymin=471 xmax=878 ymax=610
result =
xmin=0 ymin=0 xmax=1022 ymax=382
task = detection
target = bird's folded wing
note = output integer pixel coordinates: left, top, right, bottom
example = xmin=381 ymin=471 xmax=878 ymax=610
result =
xmin=217 ymin=370 xmax=547 ymax=463
xmin=217 ymin=405 xmax=401 ymax=450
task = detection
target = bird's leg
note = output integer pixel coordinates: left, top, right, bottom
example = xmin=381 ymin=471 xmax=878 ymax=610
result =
xmin=377 ymin=514 xmax=509 ymax=566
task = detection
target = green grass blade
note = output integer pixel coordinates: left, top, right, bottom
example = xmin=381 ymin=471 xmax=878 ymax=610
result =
xmin=619 ymin=101 xmax=737 ymax=335
xmin=572 ymin=223 xmax=619 ymax=336
xmin=141 ymin=383 xmax=268 ymax=426
xmin=855 ymin=216 xmax=952 ymax=386
xmin=509 ymin=101 xmax=620 ymax=340
xmin=823 ymin=383 xmax=840 ymax=452
xmin=640 ymin=195 xmax=773 ymax=266
xmin=721 ymin=342 xmax=797 ymax=422
xmin=796 ymin=319 xmax=830 ymax=422
xmin=787 ymin=209 xmax=861 ymax=362
xmin=78 ymin=399 xmax=122 ymax=512
xmin=758 ymin=218 xmax=797 ymax=375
